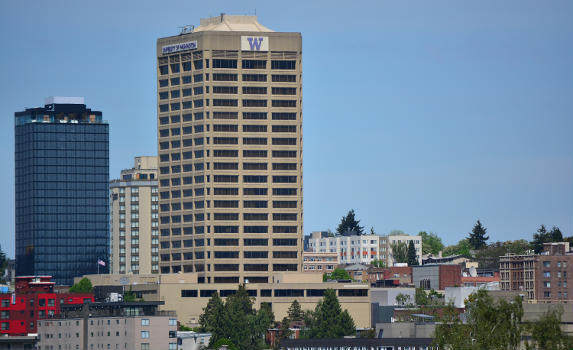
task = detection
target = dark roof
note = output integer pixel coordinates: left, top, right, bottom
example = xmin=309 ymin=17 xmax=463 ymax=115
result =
xmin=280 ymin=338 xmax=433 ymax=347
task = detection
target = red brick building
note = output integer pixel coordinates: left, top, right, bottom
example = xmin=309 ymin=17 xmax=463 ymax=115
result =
xmin=367 ymin=266 xmax=413 ymax=286
xmin=0 ymin=276 xmax=93 ymax=336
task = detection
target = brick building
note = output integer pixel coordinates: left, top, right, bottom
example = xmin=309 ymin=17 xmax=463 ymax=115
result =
xmin=412 ymin=265 xmax=462 ymax=290
xmin=367 ymin=266 xmax=413 ymax=287
xmin=500 ymin=242 xmax=572 ymax=302
xmin=0 ymin=276 xmax=93 ymax=336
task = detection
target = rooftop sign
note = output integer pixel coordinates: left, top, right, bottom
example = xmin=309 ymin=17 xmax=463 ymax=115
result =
xmin=162 ymin=41 xmax=198 ymax=55
xmin=241 ymin=36 xmax=268 ymax=51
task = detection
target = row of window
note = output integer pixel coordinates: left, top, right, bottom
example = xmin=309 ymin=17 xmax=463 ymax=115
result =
xmin=157 ymin=148 xmax=298 ymax=159
xmin=179 ymin=288 xmax=366 ymax=298
xmin=159 ymin=112 xmax=296 ymax=124
xmin=159 ymin=125 xmax=297 ymax=136
xmin=160 ymin=86 xmax=296 ymax=99
xmin=159 ymin=99 xmax=297 ymax=112
xmin=159 ymin=60 xmax=297 ymax=75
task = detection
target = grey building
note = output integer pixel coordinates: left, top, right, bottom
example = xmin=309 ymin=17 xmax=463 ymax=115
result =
xmin=36 ymin=301 xmax=177 ymax=350
xmin=15 ymin=97 xmax=109 ymax=285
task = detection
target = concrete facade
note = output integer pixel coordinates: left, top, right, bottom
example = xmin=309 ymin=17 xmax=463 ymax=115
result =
xmin=412 ymin=265 xmax=462 ymax=290
xmin=156 ymin=15 xmax=303 ymax=283
xmin=81 ymin=272 xmax=372 ymax=328
xmin=110 ymin=156 xmax=159 ymax=275
xmin=371 ymin=288 xmax=416 ymax=306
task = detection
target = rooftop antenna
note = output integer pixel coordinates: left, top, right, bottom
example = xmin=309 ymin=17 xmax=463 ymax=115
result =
xmin=178 ymin=25 xmax=194 ymax=35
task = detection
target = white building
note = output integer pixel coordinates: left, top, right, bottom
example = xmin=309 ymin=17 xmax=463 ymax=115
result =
xmin=307 ymin=232 xmax=422 ymax=266
xmin=177 ymin=331 xmax=211 ymax=350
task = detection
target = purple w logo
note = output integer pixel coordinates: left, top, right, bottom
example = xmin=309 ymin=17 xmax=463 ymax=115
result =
xmin=247 ymin=37 xmax=264 ymax=51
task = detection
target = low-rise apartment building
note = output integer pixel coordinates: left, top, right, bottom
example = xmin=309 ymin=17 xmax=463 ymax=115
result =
xmin=36 ymin=301 xmax=177 ymax=350
xmin=500 ymin=242 xmax=572 ymax=302
xmin=306 ymin=232 xmax=422 ymax=266
xmin=302 ymin=251 xmax=338 ymax=273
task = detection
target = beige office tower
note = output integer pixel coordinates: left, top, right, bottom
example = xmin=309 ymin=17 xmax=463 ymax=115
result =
xmin=110 ymin=156 xmax=159 ymax=274
xmin=156 ymin=15 xmax=303 ymax=284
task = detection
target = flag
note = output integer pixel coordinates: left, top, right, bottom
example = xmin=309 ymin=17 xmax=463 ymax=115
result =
xmin=97 ymin=259 xmax=106 ymax=267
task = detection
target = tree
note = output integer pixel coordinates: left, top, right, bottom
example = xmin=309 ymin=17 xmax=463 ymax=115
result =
xmin=369 ymin=227 xmax=376 ymax=235
xmin=305 ymin=289 xmax=355 ymax=338
xmin=468 ymin=220 xmax=489 ymax=250
xmin=415 ymin=288 xmax=428 ymax=306
xmin=199 ymin=292 xmax=226 ymax=342
xmin=69 ymin=277 xmax=92 ymax=293
xmin=531 ymin=225 xmax=564 ymax=254
xmin=370 ymin=259 xmax=385 ymax=268
xmin=395 ymin=293 xmax=411 ymax=306
xmin=390 ymin=241 xmax=408 ymax=264
xmin=287 ymin=300 xmax=303 ymax=321
xmin=123 ymin=286 xmax=136 ymax=302
xmin=407 ymin=241 xmax=418 ymax=266
xmin=433 ymin=289 xmax=523 ymax=349
xmin=443 ymin=239 xmax=471 ymax=257
xmin=525 ymin=308 xmax=569 ymax=350
xmin=419 ymin=231 xmax=444 ymax=255
xmin=336 ymin=209 xmax=364 ymax=235
xmin=323 ymin=268 xmax=350 ymax=281
xmin=210 ymin=338 xmax=239 ymax=350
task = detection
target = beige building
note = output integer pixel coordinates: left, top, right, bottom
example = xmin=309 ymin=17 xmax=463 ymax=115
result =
xmin=156 ymin=14 xmax=303 ymax=283
xmin=110 ymin=156 xmax=159 ymax=275
xmin=302 ymin=251 xmax=339 ymax=273
xmin=36 ymin=302 xmax=177 ymax=350
xmin=81 ymin=272 xmax=371 ymax=329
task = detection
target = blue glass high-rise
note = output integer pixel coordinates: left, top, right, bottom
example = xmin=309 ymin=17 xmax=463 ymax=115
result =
xmin=15 ymin=97 xmax=109 ymax=285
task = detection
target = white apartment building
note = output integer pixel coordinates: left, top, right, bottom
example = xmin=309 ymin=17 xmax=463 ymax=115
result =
xmin=307 ymin=232 xmax=421 ymax=266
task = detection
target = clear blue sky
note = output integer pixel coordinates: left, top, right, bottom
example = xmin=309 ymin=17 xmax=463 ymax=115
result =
xmin=1 ymin=1 xmax=571 ymax=257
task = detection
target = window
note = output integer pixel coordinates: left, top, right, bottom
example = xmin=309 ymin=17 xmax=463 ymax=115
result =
xmin=544 ymin=281 xmax=551 ymax=288
xmin=169 ymin=318 xmax=177 ymax=326
xmin=243 ymin=86 xmax=267 ymax=94
xmin=213 ymin=111 xmax=238 ymax=120
xmin=544 ymin=271 xmax=551 ymax=278
xmin=242 ymin=60 xmax=266 ymax=69
xmin=243 ymin=112 xmax=267 ymax=120
xmin=141 ymin=344 xmax=150 ymax=350
xmin=272 ymin=74 xmax=296 ymax=82
xmin=272 ymin=87 xmax=296 ymax=95
xmin=213 ymin=73 xmax=238 ymax=81
xmin=213 ymin=99 xmax=238 ymax=107
xmin=243 ymin=99 xmax=267 ymax=107
xmin=212 ymin=59 xmax=237 ymax=68
xmin=213 ymin=86 xmax=238 ymax=94
xmin=273 ymin=125 xmax=297 ymax=132
xmin=141 ymin=319 xmax=149 ymax=326
xmin=544 ymin=261 xmax=551 ymax=268
xmin=242 ymin=74 xmax=267 ymax=81
xmin=272 ymin=112 xmax=296 ymax=120
xmin=271 ymin=60 xmax=296 ymax=70
xmin=141 ymin=331 xmax=149 ymax=339
xmin=243 ymin=150 xmax=267 ymax=157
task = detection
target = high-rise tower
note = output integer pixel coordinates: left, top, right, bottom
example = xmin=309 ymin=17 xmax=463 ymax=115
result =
xmin=157 ymin=15 xmax=303 ymax=283
xmin=15 ymin=97 xmax=109 ymax=285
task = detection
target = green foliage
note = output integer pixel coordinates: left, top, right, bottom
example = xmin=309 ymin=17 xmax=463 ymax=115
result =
xmin=199 ymin=285 xmax=274 ymax=350
xmin=370 ymin=259 xmax=386 ymax=268
xmin=468 ymin=220 xmax=489 ymax=250
xmin=531 ymin=225 xmax=563 ymax=254
xmin=304 ymin=289 xmax=356 ymax=338
xmin=68 ymin=277 xmax=93 ymax=293
xmin=475 ymin=240 xmax=532 ymax=269
xmin=419 ymin=231 xmax=444 ymax=255
xmin=415 ymin=288 xmax=428 ymax=306
xmin=287 ymin=300 xmax=303 ymax=321
xmin=210 ymin=338 xmax=239 ymax=350
xmin=389 ymin=230 xmax=406 ymax=236
xmin=433 ymin=290 xmax=523 ymax=350
xmin=123 ymin=287 xmax=136 ymax=302
xmin=443 ymin=239 xmax=471 ymax=257
xmin=525 ymin=308 xmax=570 ymax=350
xmin=395 ymin=293 xmax=411 ymax=306
xmin=336 ymin=209 xmax=364 ymax=235
xmin=323 ymin=268 xmax=350 ymax=281
xmin=390 ymin=241 xmax=408 ymax=264
xmin=407 ymin=240 xmax=418 ymax=266
xmin=369 ymin=227 xmax=376 ymax=235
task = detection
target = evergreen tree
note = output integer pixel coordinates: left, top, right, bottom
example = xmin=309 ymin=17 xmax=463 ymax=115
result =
xmin=549 ymin=226 xmax=563 ymax=242
xmin=307 ymin=289 xmax=355 ymax=338
xmin=531 ymin=225 xmax=550 ymax=254
xmin=407 ymin=240 xmax=418 ymax=266
xmin=199 ymin=292 xmax=226 ymax=343
xmin=415 ymin=288 xmax=428 ymax=306
xmin=468 ymin=220 xmax=489 ymax=250
xmin=336 ymin=209 xmax=364 ymax=236
xmin=287 ymin=300 xmax=303 ymax=321
xmin=390 ymin=241 xmax=408 ymax=264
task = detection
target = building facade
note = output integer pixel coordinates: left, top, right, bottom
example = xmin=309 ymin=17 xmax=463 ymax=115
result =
xmin=36 ymin=302 xmax=177 ymax=350
xmin=302 ymin=251 xmax=338 ymax=273
xmin=15 ymin=97 xmax=109 ymax=285
xmin=0 ymin=276 xmax=93 ymax=336
xmin=110 ymin=156 xmax=159 ymax=275
xmin=156 ymin=15 xmax=303 ymax=283
xmin=500 ymin=242 xmax=572 ymax=302
xmin=412 ymin=264 xmax=462 ymax=290
xmin=306 ymin=233 xmax=422 ymax=266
